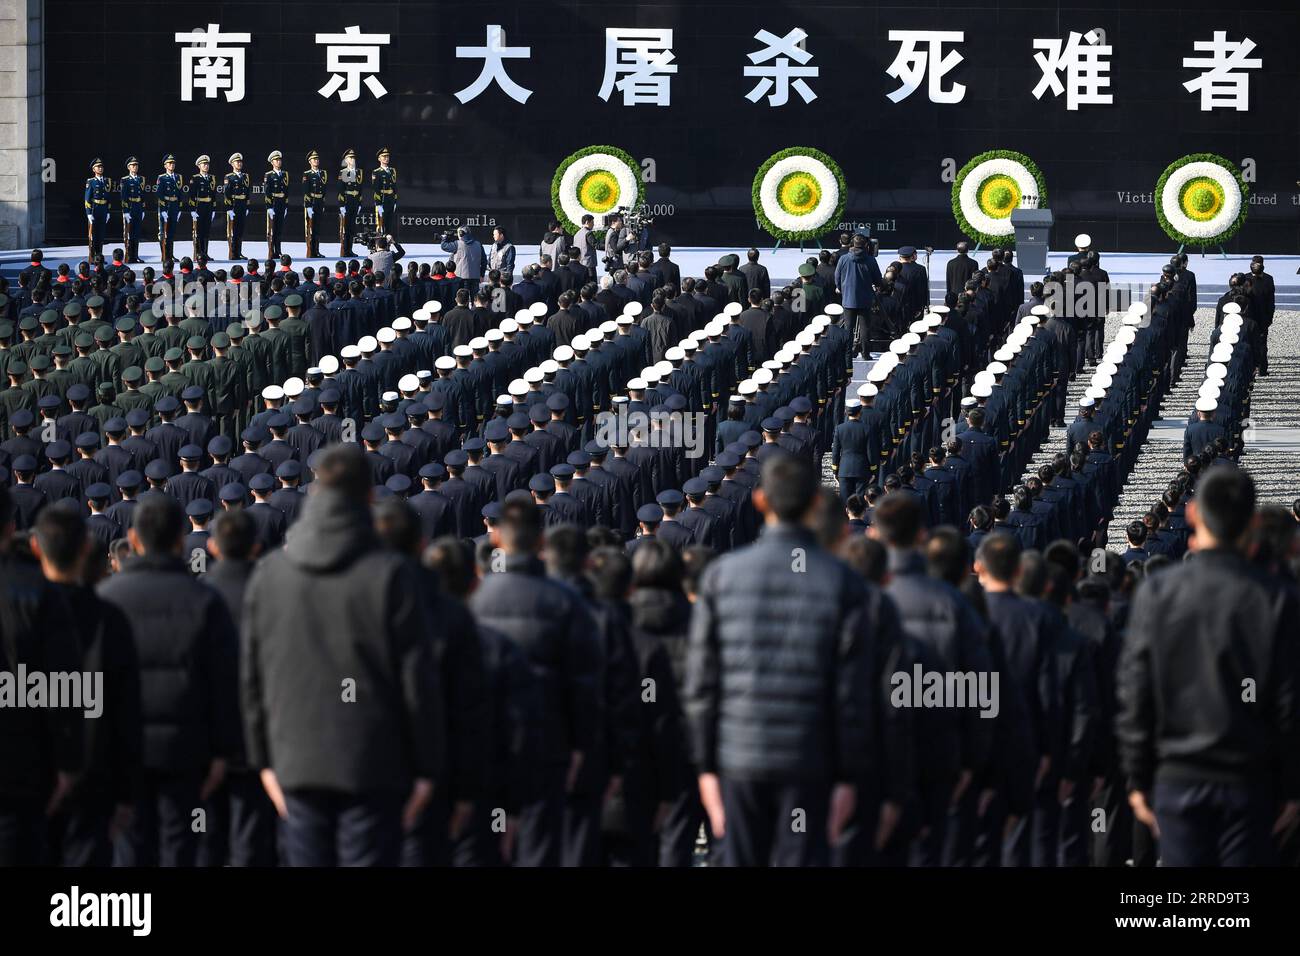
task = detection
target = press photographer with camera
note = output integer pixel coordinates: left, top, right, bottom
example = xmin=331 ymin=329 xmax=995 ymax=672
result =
xmin=439 ymin=225 xmax=485 ymax=282
xmin=367 ymin=233 xmax=405 ymax=287
xmin=603 ymin=211 xmax=632 ymax=274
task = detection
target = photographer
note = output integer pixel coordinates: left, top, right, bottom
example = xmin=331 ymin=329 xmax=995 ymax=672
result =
xmin=440 ymin=226 xmax=485 ymax=284
xmin=603 ymin=212 xmax=632 ymax=274
xmin=368 ymin=233 xmax=405 ymax=288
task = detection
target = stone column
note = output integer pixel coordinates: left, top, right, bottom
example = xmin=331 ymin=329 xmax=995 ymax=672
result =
xmin=0 ymin=0 xmax=42 ymax=248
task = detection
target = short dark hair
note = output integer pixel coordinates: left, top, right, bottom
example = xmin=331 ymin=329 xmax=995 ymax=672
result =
xmin=681 ymin=544 xmax=715 ymax=597
xmin=588 ymin=546 xmax=632 ymax=601
xmin=544 ymin=523 xmax=587 ymax=577
xmin=33 ymin=505 xmax=87 ymax=571
xmin=631 ymin=537 xmax=683 ymax=590
xmin=842 ymin=535 xmax=888 ymax=584
xmin=211 ymin=509 xmax=256 ymax=561
xmin=1196 ymin=465 xmax=1255 ymax=544
xmin=760 ymin=454 xmax=818 ymax=523
xmin=976 ymin=532 xmax=1021 ymax=582
xmin=373 ymin=498 xmax=421 ymax=556
xmin=499 ymin=497 xmax=542 ymax=553
xmin=424 ymin=536 xmax=476 ymax=600
xmin=872 ymin=493 xmax=924 ymax=548
xmin=314 ymin=444 xmax=371 ymax=502
xmin=132 ymin=494 xmax=185 ymax=555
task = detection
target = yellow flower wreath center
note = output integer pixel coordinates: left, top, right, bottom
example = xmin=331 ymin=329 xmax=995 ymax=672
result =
xmin=977 ymin=174 xmax=1021 ymax=219
xmin=1179 ymin=177 xmax=1225 ymax=223
xmin=777 ymin=171 xmax=822 ymax=215
xmin=577 ymin=169 xmax=620 ymax=213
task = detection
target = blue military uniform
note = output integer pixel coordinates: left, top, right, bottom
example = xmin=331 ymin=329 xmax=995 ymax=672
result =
xmin=155 ymin=155 xmax=185 ymax=262
xmin=118 ymin=158 xmax=146 ymax=263
xmin=831 ymin=406 xmax=872 ymax=503
xmin=302 ymin=151 xmax=328 ymax=258
xmin=222 ymin=154 xmax=251 ymax=259
xmin=372 ymin=147 xmax=397 ymax=236
xmin=84 ymin=159 xmax=111 ymax=262
xmin=262 ymin=151 xmax=289 ymax=259
xmin=188 ymin=157 xmax=218 ymax=261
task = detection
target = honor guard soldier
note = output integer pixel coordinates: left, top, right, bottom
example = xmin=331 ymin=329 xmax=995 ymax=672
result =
xmin=120 ymin=157 xmax=146 ymax=263
xmin=302 ymin=150 xmax=328 ymax=258
xmin=373 ymin=147 xmax=397 ymax=236
xmin=263 ymin=150 xmax=289 ymax=259
xmin=337 ymin=148 xmax=363 ymax=258
xmin=189 ymin=155 xmax=218 ymax=261
xmin=223 ymin=153 xmax=251 ymax=260
xmin=156 ymin=154 xmax=185 ymax=262
xmin=85 ymin=159 xmax=111 ymax=263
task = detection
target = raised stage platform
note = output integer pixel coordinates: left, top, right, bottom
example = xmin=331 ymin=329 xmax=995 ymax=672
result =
xmin=2 ymin=243 xmax=1296 ymax=309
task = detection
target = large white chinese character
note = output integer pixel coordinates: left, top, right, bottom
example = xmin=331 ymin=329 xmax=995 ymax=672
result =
xmin=1182 ymin=32 xmax=1261 ymax=111
xmin=885 ymin=31 xmax=965 ymax=104
xmin=175 ymin=23 xmax=251 ymax=102
xmin=1032 ymin=29 xmax=1112 ymax=110
xmin=598 ymin=29 xmax=678 ymax=106
xmin=316 ymin=26 xmax=391 ymax=101
xmin=744 ymin=28 xmax=818 ymax=106
xmin=455 ymin=25 xmax=533 ymax=104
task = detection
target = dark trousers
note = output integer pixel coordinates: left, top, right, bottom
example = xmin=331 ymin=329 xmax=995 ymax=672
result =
xmin=227 ymin=205 xmax=247 ymax=259
xmin=88 ymin=210 xmax=109 ymax=262
xmin=158 ymin=205 xmax=180 ymax=262
xmin=838 ymin=474 xmax=867 ymax=504
xmin=400 ymin=791 xmax=451 ymax=866
xmin=719 ymin=776 xmax=829 ymax=867
xmin=1057 ymin=788 xmax=1090 ymax=866
xmin=304 ymin=205 xmax=324 ymax=257
xmin=846 ymin=309 xmax=869 ymax=356
xmin=119 ymin=769 xmax=203 ymax=867
xmin=563 ymin=784 xmax=606 ymax=867
xmin=193 ymin=208 xmax=214 ymax=260
xmin=1091 ymin=777 xmax=1132 ymax=866
xmin=514 ymin=766 xmax=566 ymax=867
xmin=0 ymin=796 xmax=46 ymax=865
xmin=658 ymin=787 xmax=706 ymax=867
xmin=1002 ymin=777 xmax=1059 ymax=867
xmin=451 ymin=802 xmax=507 ymax=867
xmin=282 ymin=788 xmax=403 ymax=866
xmin=266 ymin=203 xmax=286 ymax=258
xmin=123 ymin=207 xmax=143 ymax=261
xmin=339 ymin=201 xmax=360 ymax=257
xmin=47 ymin=788 xmax=115 ymax=866
xmin=197 ymin=769 xmax=277 ymax=866
xmin=1153 ymin=780 xmax=1276 ymax=866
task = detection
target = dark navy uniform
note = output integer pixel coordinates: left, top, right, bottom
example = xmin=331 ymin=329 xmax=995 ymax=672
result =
xmin=119 ymin=159 xmax=146 ymax=263
xmin=262 ymin=151 xmax=289 ymax=259
xmin=337 ymin=149 xmax=363 ymax=257
xmin=302 ymin=152 xmax=328 ymax=258
xmin=372 ymin=148 xmax=397 ymax=236
xmin=155 ymin=156 xmax=185 ymax=262
xmin=188 ymin=157 xmax=218 ymax=260
xmin=84 ymin=160 xmax=111 ymax=262
xmin=223 ymin=155 xmax=251 ymax=260
xmin=831 ymin=409 xmax=872 ymax=503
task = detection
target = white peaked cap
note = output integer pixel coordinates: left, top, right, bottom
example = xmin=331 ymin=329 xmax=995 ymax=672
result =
xmin=318 ymin=355 xmax=340 ymax=374
xmin=738 ymin=380 xmax=757 ymax=395
xmin=857 ymin=383 xmax=878 ymax=398
xmin=339 ymin=345 xmax=360 ymax=359
xmin=1074 ymin=233 xmax=1092 ymax=247
xmin=523 ymin=368 xmax=543 ymax=383
xmin=393 ymin=317 xmax=412 ymax=331
xmin=825 ymin=303 xmax=844 ymax=316
xmin=508 ymin=379 xmax=528 ymax=396
xmin=435 ymin=355 xmax=455 ymax=370
xmin=398 ymin=374 xmax=419 ymax=392
xmin=623 ymin=301 xmax=644 ymax=317
xmin=453 ymin=344 xmax=472 ymax=357
xmin=529 ymin=301 xmax=548 ymax=317
xmin=357 ymin=336 xmax=377 ymax=352
xmin=971 ymin=382 xmax=992 ymax=398
xmin=261 ymin=385 xmax=284 ymax=401
xmin=665 ymin=347 xmax=684 ymax=361
xmin=553 ymin=345 xmax=574 ymax=361
xmin=470 ymin=337 xmax=489 ymax=350
xmin=1222 ymin=301 xmax=1242 ymax=315
xmin=1195 ymin=396 xmax=1218 ymax=413
xmin=377 ymin=327 xmax=396 ymax=343
xmin=485 ymin=328 xmax=504 ymax=342
xmin=501 ymin=319 xmax=519 ymax=334
xmin=627 ymin=377 xmax=646 ymax=391
xmin=423 ymin=300 xmax=442 ymax=313
xmin=283 ymin=377 xmax=304 ymax=397
xmin=570 ymin=335 xmax=589 ymax=350
xmin=724 ymin=302 xmax=743 ymax=316
xmin=1031 ymin=304 xmax=1051 ymax=317
xmin=752 ymin=367 xmax=774 ymax=384
xmin=540 ymin=359 xmax=559 ymax=374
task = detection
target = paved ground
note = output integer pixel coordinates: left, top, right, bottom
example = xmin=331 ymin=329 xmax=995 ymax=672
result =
xmin=821 ymin=308 xmax=1300 ymax=547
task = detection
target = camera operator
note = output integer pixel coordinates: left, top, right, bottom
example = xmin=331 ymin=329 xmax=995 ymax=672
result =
xmin=368 ymin=233 xmax=405 ymax=288
xmin=603 ymin=212 xmax=632 ymax=274
xmin=439 ymin=226 xmax=485 ymax=285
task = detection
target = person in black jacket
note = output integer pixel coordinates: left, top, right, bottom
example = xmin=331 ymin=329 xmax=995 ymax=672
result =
xmin=469 ymin=497 xmax=600 ymax=866
xmin=871 ymin=492 xmax=994 ymax=866
xmin=372 ymin=501 xmax=490 ymax=868
xmin=197 ymin=509 xmax=276 ymax=867
xmin=32 ymin=506 xmax=141 ymax=868
xmin=543 ymin=525 xmax=641 ymax=867
xmin=240 ymin=444 xmax=445 ymax=867
xmin=1118 ymin=467 xmax=1300 ymax=866
xmin=685 ymin=454 xmax=874 ymax=866
xmin=97 ymin=494 xmax=240 ymax=867
xmin=0 ymin=494 xmax=85 ymax=866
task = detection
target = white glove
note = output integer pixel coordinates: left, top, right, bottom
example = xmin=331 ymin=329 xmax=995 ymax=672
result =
xmin=87 ymin=213 xmax=93 ymax=223
xmin=339 ymin=208 xmax=346 ymax=219
xmin=227 ymin=210 xmax=234 ymax=221
xmin=377 ymin=204 xmax=384 ymax=216
xmin=124 ymin=211 xmax=132 ymax=223
xmin=191 ymin=211 xmax=197 ymax=221
xmin=306 ymin=207 xmax=314 ymax=220
xmin=268 ymin=208 xmax=276 ymax=220
xmin=161 ymin=211 xmax=168 ymax=223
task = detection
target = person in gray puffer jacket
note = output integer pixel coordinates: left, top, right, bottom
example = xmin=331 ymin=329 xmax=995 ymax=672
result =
xmin=684 ymin=454 xmax=877 ymax=867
